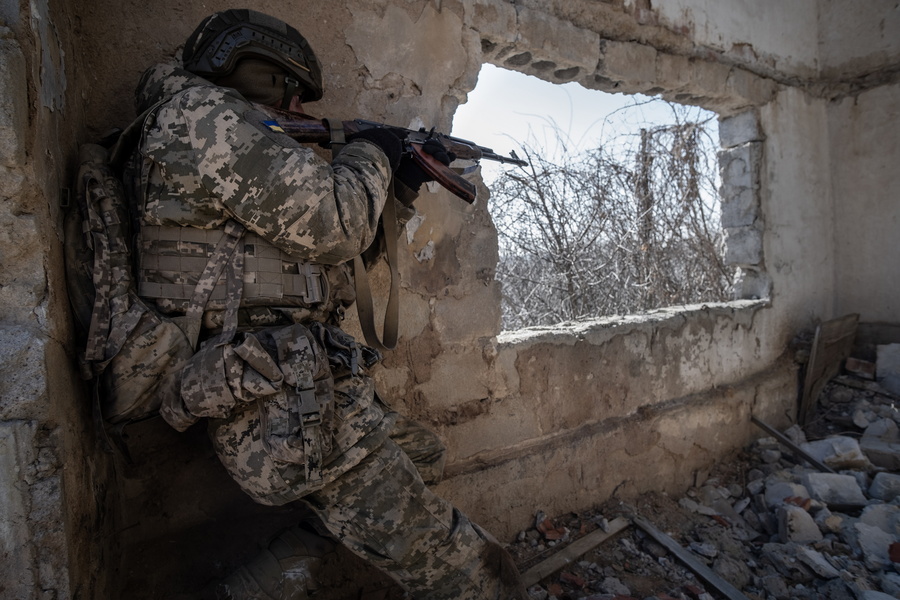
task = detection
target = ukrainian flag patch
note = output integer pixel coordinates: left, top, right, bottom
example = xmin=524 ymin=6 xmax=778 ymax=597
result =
xmin=263 ymin=120 xmax=285 ymax=133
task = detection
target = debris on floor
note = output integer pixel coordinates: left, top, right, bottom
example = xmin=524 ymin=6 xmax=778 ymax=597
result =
xmin=511 ymin=367 xmax=900 ymax=600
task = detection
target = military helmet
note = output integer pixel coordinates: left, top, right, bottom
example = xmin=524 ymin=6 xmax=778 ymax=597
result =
xmin=183 ymin=9 xmax=324 ymax=103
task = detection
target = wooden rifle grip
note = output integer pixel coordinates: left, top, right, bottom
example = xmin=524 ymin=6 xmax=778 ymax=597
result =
xmin=409 ymin=143 xmax=477 ymax=204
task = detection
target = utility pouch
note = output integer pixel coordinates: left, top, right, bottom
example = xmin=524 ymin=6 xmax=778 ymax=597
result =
xmin=193 ymin=323 xmax=335 ymax=489
xmin=259 ymin=324 xmax=334 ymax=487
xmin=165 ymin=332 xmax=284 ymax=431
xmin=308 ymin=321 xmax=382 ymax=378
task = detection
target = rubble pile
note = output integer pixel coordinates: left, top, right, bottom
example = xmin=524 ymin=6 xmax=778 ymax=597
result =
xmin=513 ymin=377 xmax=900 ymax=600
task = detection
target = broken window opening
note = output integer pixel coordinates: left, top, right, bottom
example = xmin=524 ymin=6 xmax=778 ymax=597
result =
xmin=453 ymin=64 xmax=733 ymax=332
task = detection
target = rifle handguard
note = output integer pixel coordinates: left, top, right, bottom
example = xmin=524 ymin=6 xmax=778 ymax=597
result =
xmin=409 ymin=143 xmax=477 ymax=204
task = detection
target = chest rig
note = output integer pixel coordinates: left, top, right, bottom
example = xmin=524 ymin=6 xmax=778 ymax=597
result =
xmin=137 ymin=224 xmax=329 ymax=314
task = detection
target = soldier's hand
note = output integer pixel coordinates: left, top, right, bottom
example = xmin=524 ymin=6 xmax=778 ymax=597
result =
xmin=347 ymin=128 xmax=404 ymax=169
xmin=394 ymin=139 xmax=455 ymax=195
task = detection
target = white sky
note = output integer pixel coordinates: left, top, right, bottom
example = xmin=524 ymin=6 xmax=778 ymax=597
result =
xmin=451 ymin=64 xmax=716 ymax=183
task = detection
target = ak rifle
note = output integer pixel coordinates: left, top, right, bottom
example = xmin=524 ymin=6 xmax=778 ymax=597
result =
xmin=254 ymin=103 xmax=527 ymax=204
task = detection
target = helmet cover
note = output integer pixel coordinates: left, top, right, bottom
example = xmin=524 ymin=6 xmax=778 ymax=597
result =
xmin=183 ymin=9 xmax=324 ymax=102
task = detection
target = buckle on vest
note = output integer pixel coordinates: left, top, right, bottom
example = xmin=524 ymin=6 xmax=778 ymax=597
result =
xmin=297 ymin=387 xmax=321 ymax=426
xmin=299 ymin=263 xmax=324 ymax=304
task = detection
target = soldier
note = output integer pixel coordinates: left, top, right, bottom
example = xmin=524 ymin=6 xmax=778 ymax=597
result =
xmin=121 ymin=8 xmax=528 ymax=600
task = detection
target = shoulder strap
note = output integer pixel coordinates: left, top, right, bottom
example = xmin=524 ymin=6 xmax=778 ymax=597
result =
xmin=173 ymin=219 xmax=246 ymax=349
xmin=109 ymin=99 xmax=167 ymax=169
xmin=353 ymin=181 xmax=400 ymax=352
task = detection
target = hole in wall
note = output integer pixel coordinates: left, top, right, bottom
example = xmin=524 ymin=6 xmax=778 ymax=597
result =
xmin=452 ymin=64 xmax=732 ymax=331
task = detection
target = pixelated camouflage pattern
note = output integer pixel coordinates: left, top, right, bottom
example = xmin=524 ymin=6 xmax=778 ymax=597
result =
xmin=307 ymin=439 xmax=529 ymax=600
xmin=128 ymin=63 xmax=528 ymax=598
xmin=138 ymin=225 xmax=330 ymax=309
xmin=149 ymin=260 xmax=354 ymax=331
xmin=136 ymin=63 xmax=392 ymax=266
xmin=388 ymin=416 xmax=447 ymax=486
xmin=101 ymin=299 xmax=195 ymax=423
xmin=260 ymin=325 xmax=334 ymax=480
xmin=208 ymin=372 xmax=396 ymax=505
xmin=65 ymin=144 xmax=196 ymax=423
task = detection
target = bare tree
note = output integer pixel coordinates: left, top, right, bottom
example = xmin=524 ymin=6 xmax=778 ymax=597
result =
xmin=490 ymin=102 xmax=731 ymax=330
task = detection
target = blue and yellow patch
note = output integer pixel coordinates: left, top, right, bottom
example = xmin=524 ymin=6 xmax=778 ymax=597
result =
xmin=263 ymin=120 xmax=285 ymax=133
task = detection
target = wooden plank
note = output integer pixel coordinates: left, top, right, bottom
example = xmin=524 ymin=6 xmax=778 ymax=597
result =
xmin=834 ymin=375 xmax=900 ymax=400
xmin=521 ymin=517 xmax=630 ymax=587
xmin=799 ymin=314 xmax=859 ymax=425
xmin=633 ymin=516 xmax=751 ymax=600
xmin=750 ymin=416 xmax=837 ymax=474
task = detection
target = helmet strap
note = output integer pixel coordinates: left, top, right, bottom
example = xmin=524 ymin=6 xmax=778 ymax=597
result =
xmin=281 ymin=77 xmax=300 ymax=109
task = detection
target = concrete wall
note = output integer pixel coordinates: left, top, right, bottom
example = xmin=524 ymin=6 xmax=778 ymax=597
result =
xmin=0 ymin=0 xmax=119 ymax=596
xmin=1 ymin=0 xmax=897 ymax=597
xmin=829 ymin=82 xmax=900 ymax=322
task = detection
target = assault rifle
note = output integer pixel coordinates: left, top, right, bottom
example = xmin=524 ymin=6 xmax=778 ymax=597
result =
xmin=254 ymin=103 xmax=527 ymax=204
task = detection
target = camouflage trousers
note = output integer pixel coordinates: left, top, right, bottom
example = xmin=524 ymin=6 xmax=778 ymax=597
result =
xmin=216 ymin=416 xmax=527 ymax=600
xmin=207 ymin=383 xmax=525 ymax=597
xmin=304 ymin=435 xmax=528 ymax=600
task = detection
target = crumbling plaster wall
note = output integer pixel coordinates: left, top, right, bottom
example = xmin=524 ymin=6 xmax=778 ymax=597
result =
xmin=1 ymin=0 xmax=897 ymax=597
xmin=1 ymin=0 xmax=118 ymax=597
xmin=828 ymin=81 xmax=900 ymax=323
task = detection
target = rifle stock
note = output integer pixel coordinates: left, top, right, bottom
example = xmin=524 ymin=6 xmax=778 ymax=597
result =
xmin=253 ymin=103 xmax=526 ymax=204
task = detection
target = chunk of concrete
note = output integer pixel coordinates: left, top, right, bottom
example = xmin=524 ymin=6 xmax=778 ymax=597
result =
xmin=719 ymin=143 xmax=762 ymax=228
xmin=877 ymin=344 xmax=900 ymax=395
xmin=860 ymin=503 xmax=900 ymax=536
xmin=794 ymin=546 xmax=840 ymax=579
xmin=880 ymin=572 xmax=900 ymax=598
xmin=814 ymin=507 xmax=844 ymax=534
xmin=799 ymin=436 xmax=872 ymax=470
xmin=759 ymin=574 xmax=789 ymax=599
xmin=859 ymin=591 xmax=898 ymax=600
xmin=599 ymin=40 xmax=657 ymax=90
xmin=713 ymin=554 xmax=752 ymax=590
xmin=864 ymin=418 xmax=900 ymax=441
xmin=724 ymin=225 xmax=763 ymax=266
xmin=854 ymin=523 xmax=894 ymax=571
xmin=877 ymin=344 xmax=900 ymax=377
xmin=861 ymin=417 xmax=900 ymax=470
xmin=761 ymin=543 xmax=815 ymax=580
xmin=869 ymin=472 xmax=900 ymax=502
xmin=860 ymin=437 xmax=900 ymax=470
xmin=777 ymin=505 xmax=823 ymax=544
xmin=516 ymin=7 xmax=601 ymax=68
xmin=802 ymin=472 xmax=868 ymax=509
xmin=765 ymin=481 xmax=810 ymax=508
xmin=719 ymin=111 xmax=763 ymax=148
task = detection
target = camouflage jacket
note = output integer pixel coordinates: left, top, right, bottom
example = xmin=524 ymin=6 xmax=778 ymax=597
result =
xmin=128 ymin=63 xmax=393 ymax=327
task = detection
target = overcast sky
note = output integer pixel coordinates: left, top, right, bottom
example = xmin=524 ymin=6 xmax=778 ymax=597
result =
xmin=451 ymin=63 xmax=716 ymax=183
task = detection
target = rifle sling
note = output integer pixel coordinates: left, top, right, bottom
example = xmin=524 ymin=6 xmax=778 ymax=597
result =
xmin=353 ymin=181 xmax=400 ymax=352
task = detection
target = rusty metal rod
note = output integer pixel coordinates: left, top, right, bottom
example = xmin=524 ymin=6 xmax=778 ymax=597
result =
xmin=751 ymin=415 xmax=837 ymax=474
xmin=633 ymin=516 xmax=751 ymax=600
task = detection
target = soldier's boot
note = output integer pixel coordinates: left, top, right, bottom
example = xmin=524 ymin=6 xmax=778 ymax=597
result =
xmin=213 ymin=524 xmax=335 ymax=600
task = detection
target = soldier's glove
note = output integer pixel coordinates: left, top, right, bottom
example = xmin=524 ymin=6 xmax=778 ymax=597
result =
xmin=421 ymin=138 xmax=455 ymax=166
xmin=393 ymin=139 xmax=455 ymax=205
xmin=346 ymin=128 xmax=404 ymax=169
